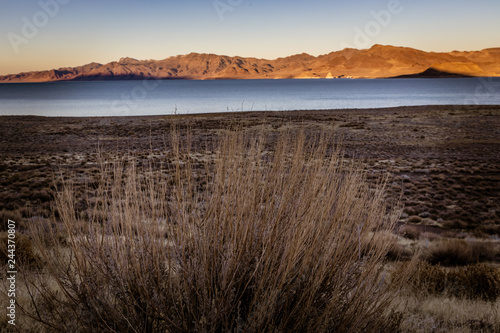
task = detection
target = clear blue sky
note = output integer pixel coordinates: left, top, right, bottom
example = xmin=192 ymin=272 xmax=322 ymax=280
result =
xmin=1 ymin=0 xmax=499 ymax=75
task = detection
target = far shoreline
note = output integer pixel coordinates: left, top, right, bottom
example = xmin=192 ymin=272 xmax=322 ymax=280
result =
xmin=0 ymin=75 xmax=498 ymax=84
xmin=1 ymin=104 xmax=499 ymax=119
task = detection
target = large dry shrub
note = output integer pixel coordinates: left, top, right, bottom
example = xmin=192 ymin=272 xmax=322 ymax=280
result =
xmin=24 ymin=130 xmax=415 ymax=332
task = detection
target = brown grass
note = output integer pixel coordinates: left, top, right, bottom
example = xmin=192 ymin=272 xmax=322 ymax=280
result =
xmin=407 ymin=261 xmax=500 ymax=301
xmin=394 ymin=261 xmax=500 ymax=332
xmin=0 ymin=232 xmax=41 ymax=269
xmin=399 ymin=224 xmax=421 ymax=240
xmin=20 ymin=130 xmax=416 ymax=332
xmin=425 ymin=239 xmax=497 ymax=266
xmin=0 ymin=209 xmax=22 ymax=232
xmin=399 ymin=295 xmax=500 ymax=332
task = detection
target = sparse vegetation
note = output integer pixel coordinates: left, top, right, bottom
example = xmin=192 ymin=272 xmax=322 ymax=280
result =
xmin=424 ymin=239 xmax=497 ymax=266
xmin=407 ymin=261 xmax=500 ymax=302
xmin=0 ymin=232 xmax=41 ymax=269
xmin=0 ymin=209 xmax=22 ymax=232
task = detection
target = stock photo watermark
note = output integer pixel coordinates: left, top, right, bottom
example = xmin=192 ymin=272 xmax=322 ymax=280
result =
xmin=7 ymin=0 xmax=70 ymax=54
xmin=465 ymin=77 xmax=500 ymax=105
xmin=5 ymin=219 xmax=17 ymax=326
xmin=111 ymin=76 xmax=163 ymax=115
xmin=340 ymin=0 xmax=404 ymax=49
xmin=213 ymin=0 xmax=243 ymax=21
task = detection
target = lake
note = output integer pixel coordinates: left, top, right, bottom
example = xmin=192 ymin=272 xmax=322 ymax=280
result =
xmin=0 ymin=78 xmax=499 ymax=117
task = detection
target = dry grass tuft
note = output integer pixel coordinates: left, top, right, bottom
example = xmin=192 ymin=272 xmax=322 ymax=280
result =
xmin=399 ymin=224 xmax=421 ymax=240
xmin=20 ymin=130 xmax=416 ymax=332
xmin=407 ymin=261 xmax=500 ymax=302
xmin=0 ymin=232 xmax=41 ymax=269
xmin=0 ymin=209 xmax=23 ymax=232
xmin=399 ymin=295 xmax=500 ymax=333
xmin=425 ymin=239 xmax=497 ymax=266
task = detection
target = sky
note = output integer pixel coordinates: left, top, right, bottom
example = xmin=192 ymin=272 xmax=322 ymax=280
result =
xmin=0 ymin=0 xmax=499 ymax=75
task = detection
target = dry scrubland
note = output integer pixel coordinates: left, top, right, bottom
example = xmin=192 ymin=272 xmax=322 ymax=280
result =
xmin=0 ymin=105 xmax=500 ymax=332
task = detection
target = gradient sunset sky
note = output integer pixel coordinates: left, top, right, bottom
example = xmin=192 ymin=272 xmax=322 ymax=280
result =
xmin=1 ymin=0 xmax=499 ymax=75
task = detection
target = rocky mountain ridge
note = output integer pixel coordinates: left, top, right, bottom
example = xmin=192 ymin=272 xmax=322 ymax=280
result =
xmin=2 ymin=45 xmax=499 ymax=82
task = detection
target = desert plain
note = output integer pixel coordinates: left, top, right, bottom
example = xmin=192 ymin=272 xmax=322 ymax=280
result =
xmin=1 ymin=104 xmax=500 ymax=331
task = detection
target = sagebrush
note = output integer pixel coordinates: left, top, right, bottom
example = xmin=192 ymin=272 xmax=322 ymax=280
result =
xmin=23 ymin=130 xmax=416 ymax=332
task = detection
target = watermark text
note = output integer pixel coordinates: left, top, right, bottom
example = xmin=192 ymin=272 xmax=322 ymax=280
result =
xmin=6 ymin=219 xmax=17 ymax=326
xmin=213 ymin=0 xmax=243 ymax=21
xmin=340 ymin=0 xmax=404 ymax=50
xmin=8 ymin=0 xmax=70 ymax=53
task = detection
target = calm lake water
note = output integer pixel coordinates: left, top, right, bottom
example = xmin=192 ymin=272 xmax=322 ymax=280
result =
xmin=0 ymin=78 xmax=499 ymax=117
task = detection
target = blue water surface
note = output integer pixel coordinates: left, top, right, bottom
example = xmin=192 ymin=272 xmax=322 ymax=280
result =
xmin=0 ymin=78 xmax=499 ymax=117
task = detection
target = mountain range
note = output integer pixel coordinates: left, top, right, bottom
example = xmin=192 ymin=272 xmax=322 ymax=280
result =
xmin=1 ymin=45 xmax=500 ymax=82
